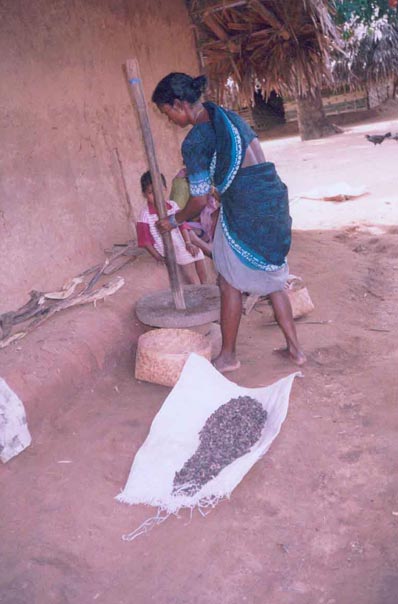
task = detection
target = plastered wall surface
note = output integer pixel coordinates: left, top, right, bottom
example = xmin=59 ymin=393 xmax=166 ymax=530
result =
xmin=0 ymin=0 xmax=199 ymax=312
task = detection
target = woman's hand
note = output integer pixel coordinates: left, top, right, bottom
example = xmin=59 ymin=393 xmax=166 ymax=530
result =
xmin=156 ymin=217 xmax=174 ymax=234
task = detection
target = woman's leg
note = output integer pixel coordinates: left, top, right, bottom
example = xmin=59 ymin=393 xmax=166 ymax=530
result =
xmin=268 ymin=289 xmax=306 ymax=365
xmin=213 ymin=275 xmax=242 ymax=372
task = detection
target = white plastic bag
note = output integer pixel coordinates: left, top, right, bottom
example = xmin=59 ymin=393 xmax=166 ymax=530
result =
xmin=0 ymin=378 xmax=31 ymax=463
xmin=116 ymin=354 xmax=299 ymax=539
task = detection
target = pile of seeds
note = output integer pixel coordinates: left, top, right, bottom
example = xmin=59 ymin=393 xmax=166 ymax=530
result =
xmin=172 ymin=396 xmax=267 ymax=496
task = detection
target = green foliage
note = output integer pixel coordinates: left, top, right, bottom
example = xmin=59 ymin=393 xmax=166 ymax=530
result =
xmin=335 ymin=0 xmax=397 ymax=24
xmin=332 ymin=8 xmax=398 ymax=84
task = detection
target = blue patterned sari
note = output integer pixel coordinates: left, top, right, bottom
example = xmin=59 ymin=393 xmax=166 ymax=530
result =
xmin=182 ymin=101 xmax=291 ymax=271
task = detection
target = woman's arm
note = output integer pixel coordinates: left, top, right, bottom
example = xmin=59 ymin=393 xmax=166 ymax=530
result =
xmin=176 ymin=194 xmax=208 ymax=222
xmin=157 ymin=195 xmax=208 ymax=233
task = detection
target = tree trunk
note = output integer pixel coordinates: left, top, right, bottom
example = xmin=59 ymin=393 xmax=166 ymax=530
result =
xmin=296 ymin=87 xmax=342 ymax=141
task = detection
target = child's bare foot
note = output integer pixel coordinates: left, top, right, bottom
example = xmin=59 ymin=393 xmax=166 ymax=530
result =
xmin=213 ymin=353 xmax=241 ymax=373
xmin=273 ymin=347 xmax=307 ymax=366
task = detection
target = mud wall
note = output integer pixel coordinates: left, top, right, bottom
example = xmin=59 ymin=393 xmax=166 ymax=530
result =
xmin=0 ymin=0 xmax=198 ymax=312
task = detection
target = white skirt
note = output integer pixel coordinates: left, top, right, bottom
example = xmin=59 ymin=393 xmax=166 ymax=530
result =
xmin=212 ymin=219 xmax=288 ymax=294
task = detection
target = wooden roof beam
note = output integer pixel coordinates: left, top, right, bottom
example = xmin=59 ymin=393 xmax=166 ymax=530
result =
xmin=197 ymin=1 xmax=290 ymax=41
xmin=202 ymin=13 xmax=229 ymax=40
xmin=199 ymin=26 xmax=273 ymax=51
xmin=248 ymin=0 xmax=290 ymax=40
xmin=201 ymin=0 xmax=248 ymax=13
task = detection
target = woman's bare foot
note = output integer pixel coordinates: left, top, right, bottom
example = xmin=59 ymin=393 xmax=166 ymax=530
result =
xmin=213 ymin=353 xmax=241 ymax=373
xmin=273 ymin=347 xmax=307 ymax=366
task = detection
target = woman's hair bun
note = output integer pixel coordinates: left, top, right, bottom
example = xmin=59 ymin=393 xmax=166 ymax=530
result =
xmin=152 ymin=72 xmax=207 ymax=105
xmin=192 ymin=75 xmax=207 ymax=94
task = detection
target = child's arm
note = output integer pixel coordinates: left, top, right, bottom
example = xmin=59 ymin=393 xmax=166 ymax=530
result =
xmin=180 ymin=227 xmax=199 ymax=257
xmin=189 ymin=230 xmax=213 ymax=258
xmin=136 ymin=217 xmax=165 ymax=263
xmin=143 ymin=244 xmax=166 ymax=263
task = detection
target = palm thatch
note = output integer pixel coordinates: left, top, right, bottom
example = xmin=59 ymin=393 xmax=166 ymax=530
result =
xmin=187 ymin=0 xmax=343 ymax=106
xmin=333 ymin=16 xmax=398 ymax=88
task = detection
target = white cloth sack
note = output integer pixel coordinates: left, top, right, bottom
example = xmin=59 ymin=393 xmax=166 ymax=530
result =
xmin=0 ymin=377 xmax=31 ymax=463
xmin=116 ymin=354 xmax=299 ymax=538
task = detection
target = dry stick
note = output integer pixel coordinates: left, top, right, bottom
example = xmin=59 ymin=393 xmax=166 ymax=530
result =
xmin=81 ymin=258 xmax=110 ymax=294
xmin=254 ymin=317 xmax=332 ymax=326
xmin=125 ymin=58 xmax=186 ymax=310
xmin=295 ymin=320 xmax=332 ymax=325
xmin=81 ymin=250 xmax=133 ymax=293
xmin=102 ymin=242 xmax=141 ymax=275
xmin=78 ymin=264 xmax=102 ymax=278
xmin=0 ymin=277 xmax=124 ymax=349
xmin=0 ymin=240 xmax=136 ymax=345
xmin=0 ymin=241 xmax=138 ymax=341
xmin=0 ymin=291 xmax=44 ymax=337
xmin=45 ymin=277 xmax=84 ymax=300
xmin=365 ymin=288 xmax=384 ymax=301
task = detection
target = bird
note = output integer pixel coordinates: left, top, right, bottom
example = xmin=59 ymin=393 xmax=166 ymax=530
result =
xmin=391 ymin=133 xmax=398 ymax=142
xmin=365 ymin=132 xmax=391 ymax=145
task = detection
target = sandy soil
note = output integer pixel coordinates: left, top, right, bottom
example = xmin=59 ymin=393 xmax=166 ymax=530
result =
xmin=1 ymin=113 xmax=398 ymax=604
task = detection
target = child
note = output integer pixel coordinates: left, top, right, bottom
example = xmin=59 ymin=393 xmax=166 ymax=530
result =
xmin=136 ymin=171 xmax=207 ymax=284
xmin=170 ymin=166 xmax=219 ymax=258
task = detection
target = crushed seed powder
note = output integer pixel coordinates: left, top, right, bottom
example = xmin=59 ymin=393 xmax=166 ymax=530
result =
xmin=173 ymin=396 xmax=267 ymax=496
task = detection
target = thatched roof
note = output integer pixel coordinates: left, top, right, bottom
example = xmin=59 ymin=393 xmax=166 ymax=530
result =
xmin=187 ymin=0 xmax=342 ymax=105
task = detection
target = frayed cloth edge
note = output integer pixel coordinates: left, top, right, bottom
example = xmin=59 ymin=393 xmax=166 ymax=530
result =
xmin=120 ymin=495 xmax=228 ymax=541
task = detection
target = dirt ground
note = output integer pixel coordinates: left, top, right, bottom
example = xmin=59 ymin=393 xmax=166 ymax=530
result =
xmin=1 ymin=111 xmax=398 ymax=604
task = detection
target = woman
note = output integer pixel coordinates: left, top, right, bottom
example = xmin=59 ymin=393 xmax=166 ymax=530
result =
xmin=153 ymin=72 xmax=306 ymax=372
